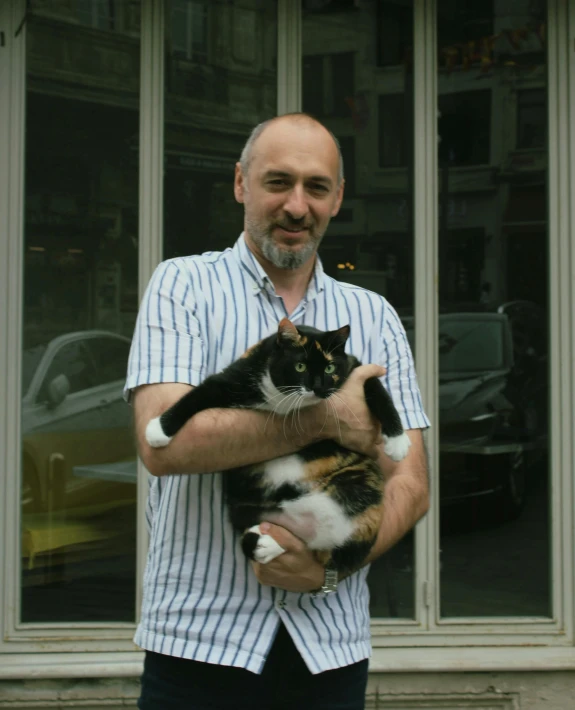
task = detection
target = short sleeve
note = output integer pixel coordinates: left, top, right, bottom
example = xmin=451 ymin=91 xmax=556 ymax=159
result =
xmin=377 ymin=300 xmax=431 ymax=431
xmin=123 ymin=259 xmax=206 ymax=402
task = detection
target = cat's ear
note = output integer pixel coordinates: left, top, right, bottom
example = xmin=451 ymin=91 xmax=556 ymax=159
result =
xmin=277 ymin=318 xmax=301 ymax=346
xmin=329 ymin=325 xmax=351 ymax=350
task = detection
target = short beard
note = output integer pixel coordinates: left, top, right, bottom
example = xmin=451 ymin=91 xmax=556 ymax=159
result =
xmin=247 ymin=219 xmax=323 ymax=270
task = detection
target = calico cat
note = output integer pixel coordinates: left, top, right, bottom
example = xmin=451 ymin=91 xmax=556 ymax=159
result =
xmin=145 ymin=318 xmax=411 ymax=577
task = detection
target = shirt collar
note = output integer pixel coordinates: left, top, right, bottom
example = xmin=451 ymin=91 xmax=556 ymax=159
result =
xmin=232 ymin=232 xmax=325 ymax=299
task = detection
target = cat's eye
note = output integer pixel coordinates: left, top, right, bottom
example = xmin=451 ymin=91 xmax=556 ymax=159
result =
xmin=295 ymin=363 xmax=307 ymax=373
xmin=324 ymin=364 xmax=336 ymax=374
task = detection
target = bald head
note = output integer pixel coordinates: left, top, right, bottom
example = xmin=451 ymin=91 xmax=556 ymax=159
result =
xmin=239 ymin=113 xmax=344 ymax=185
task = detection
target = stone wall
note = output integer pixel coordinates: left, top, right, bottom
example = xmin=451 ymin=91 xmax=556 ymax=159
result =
xmin=1 ymin=671 xmax=574 ymax=708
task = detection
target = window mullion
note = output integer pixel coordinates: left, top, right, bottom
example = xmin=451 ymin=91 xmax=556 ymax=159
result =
xmin=548 ymin=0 xmax=575 ymax=643
xmin=413 ymin=0 xmax=439 ymax=631
xmin=137 ymin=0 xmax=165 ymax=621
xmin=277 ymin=0 xmax=301 ymax=114
xmin=0 ymin=0 xmax=27 ymax=649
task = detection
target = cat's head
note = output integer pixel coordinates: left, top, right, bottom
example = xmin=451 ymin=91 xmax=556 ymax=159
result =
xmin=267 ymin=318 xmax=351 ymax=400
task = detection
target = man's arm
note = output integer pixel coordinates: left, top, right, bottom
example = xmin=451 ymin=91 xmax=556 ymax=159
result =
xmin=363 ymin=428 xmax=429 ymax=563
xmin=133 ymin=364 xmax=387 ymax=477
xmin=252 ymin=428 xmax=429 ymax=593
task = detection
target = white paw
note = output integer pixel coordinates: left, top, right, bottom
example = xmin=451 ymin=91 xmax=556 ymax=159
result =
xmin=384 ymin=432 xmax=411 ymax=461
xmin=248 ymin=525 xmax=286 ymax=564
xmin=145 ymin=417 xmax=172 ymax=448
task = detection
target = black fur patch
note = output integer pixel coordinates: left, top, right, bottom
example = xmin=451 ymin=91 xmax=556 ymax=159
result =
xmin=331 ymin=539 xmax=376 ymax=576
xmin=329 ymin=469 xmax=383 ymax=517
xmin=241 ymin=531 xmax=260 ymax=561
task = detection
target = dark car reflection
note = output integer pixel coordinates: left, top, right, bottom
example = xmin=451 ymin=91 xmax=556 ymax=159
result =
xmin=404 ymin=310 xmax=547 ymax=521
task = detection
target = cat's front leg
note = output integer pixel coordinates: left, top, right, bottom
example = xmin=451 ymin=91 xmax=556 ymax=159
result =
xmin=241 ymin=525 xmax=286 ymax=564
xmin=363 ymin=377 xmax=411 ymax=461
xmin=145 ymin=375 xmax=247 ymax=448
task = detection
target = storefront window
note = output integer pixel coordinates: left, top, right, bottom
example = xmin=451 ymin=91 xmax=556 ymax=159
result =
xmin=437 ymin=0 xmax=550 ymax=617
xmin=302 ymin=0 xmax=416 ymax=619
xmin=163 ymin=0 xmax=278 ymax=259
xmin=20 ymin=1 xmax=141 ymax=623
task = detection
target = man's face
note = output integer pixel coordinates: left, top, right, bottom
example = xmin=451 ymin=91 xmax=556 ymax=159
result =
xmin=234 ymin=119 xmax=344 ymax=270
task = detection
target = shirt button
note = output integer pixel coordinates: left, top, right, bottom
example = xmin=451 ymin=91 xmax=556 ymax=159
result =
xmin=277 ymin=600 xmax=286 ymax=609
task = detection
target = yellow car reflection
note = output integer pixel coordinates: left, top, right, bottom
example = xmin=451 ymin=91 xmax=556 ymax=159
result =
xmin=21 ymin=330 xmax=136 ymax=571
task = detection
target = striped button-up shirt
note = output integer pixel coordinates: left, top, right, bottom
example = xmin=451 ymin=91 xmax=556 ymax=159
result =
xmin=125 ymin=234 xmax=430 ymax=674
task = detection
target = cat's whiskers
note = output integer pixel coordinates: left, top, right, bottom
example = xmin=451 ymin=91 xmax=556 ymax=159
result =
xmin=296 ymin=395 xmax=306 ymax=436
xmin=263 ymin=391 xmax=300 ymax=433
xmin=280 ymin=392 xmax=301 ymax=440
xmin=316 ymin=399 xmax=331 ymax=436
xmin=327 ymin=397 xmax=343 ymax=444
xmin=329 ymin=392 xmax=362 ymax=426
xmin=290 ymin=397 xmax=301 ymax=436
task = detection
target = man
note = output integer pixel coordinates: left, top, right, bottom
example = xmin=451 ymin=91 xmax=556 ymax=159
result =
xmin=126 ymin=113 xmax=430 ymax=710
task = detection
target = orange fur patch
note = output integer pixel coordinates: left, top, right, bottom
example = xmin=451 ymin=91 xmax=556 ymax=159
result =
xmin=351 ymin=505 xmax=382 ymax=543
xmin=240 ymin=341 xmax=262 ymax=358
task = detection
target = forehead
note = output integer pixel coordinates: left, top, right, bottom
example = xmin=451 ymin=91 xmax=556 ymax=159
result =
xmin=251 ymin=120 xmax=339 ymax=182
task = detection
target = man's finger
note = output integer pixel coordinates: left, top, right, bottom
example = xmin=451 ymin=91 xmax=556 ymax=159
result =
xmin=259 ymin=522 xmax=305 ymax=552
xmin=348 ymin=364 xmax=387 ymax=383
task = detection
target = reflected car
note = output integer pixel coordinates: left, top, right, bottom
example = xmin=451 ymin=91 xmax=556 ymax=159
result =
xmin=404 ymin=312 xmax=547 ymax=520
xmin=21 ymin=330 xmax=136 ymax=568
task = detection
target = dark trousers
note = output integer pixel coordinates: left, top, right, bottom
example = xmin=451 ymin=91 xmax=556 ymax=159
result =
xmin=138 ymin=623 xmax=369 ymax=710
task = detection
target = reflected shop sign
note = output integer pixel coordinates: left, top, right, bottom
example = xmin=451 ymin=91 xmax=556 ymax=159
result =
xmin=165 ymin=151 xmax=235 ymax=174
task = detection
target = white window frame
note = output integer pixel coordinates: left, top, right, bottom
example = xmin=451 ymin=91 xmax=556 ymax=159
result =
xmin=1 ymin=0 xmax=575 ymax=678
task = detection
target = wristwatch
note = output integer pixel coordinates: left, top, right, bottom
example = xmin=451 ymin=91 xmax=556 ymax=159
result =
xmin=312 ymin=563 xmax=338 ymax=596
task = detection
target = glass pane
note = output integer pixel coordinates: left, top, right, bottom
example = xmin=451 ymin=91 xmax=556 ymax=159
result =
xmin=164 ymin=0 xmax=277 ymax=258
xmin=303 ymin=0 xmax=416 ymax=619
xmin=21 ymin=2 xmax=141 ymax=623
xmin=437 ymin=0 xmax=550 ymax=617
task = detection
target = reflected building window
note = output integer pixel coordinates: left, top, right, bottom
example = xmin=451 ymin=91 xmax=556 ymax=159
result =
xmin=35 ymin=0 xmax=140 ymax=33
xmin=171 ymin=0 xmax=209 ymax=63
xmin=379 ymin=94 xmax=407 ymax=167
xmin=377 ymin=1 xmax=413 ymax=67
xmin=302 ymin=52 xmax=355 ymax=118
xmin=77 ymin=0 xmax=114 ymax=30
xmin=439 ymin=90 xmax=491 ymax=166
xmin=438 ymin=0 xmax=494 ymax=49
xmin=517 ymin=89 xmax=546 ymax=149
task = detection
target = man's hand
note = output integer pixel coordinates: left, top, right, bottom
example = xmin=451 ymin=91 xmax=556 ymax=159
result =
xmin=250 ymin=523 xmax=325 ymax=593
xmin=316 ymin=364 xmax=387 ymax=459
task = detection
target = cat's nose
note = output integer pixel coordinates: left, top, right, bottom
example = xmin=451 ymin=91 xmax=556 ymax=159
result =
xmin=312 ymin=376 xmax=323 ymax=395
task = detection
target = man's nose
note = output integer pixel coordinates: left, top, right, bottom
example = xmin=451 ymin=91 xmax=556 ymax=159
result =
xmin=283 ymin=185 xmax=308 ymax=220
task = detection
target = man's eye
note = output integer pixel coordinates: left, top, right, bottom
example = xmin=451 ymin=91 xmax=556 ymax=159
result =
xmin=325 ymin=364 xmax=336 ymax=374
xmin=310 ymin=184 xmax=328 ymax=192
xmin=295 ymin=363 xmax=307 ymax=373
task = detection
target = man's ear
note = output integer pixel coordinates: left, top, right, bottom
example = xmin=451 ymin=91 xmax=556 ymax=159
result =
xmin=331 ymin=178 xmax=345 ymax=217
xmin=234 ymin=162 xmax=245 ymax=204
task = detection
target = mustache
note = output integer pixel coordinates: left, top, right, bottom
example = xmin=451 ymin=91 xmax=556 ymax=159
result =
xmin=275 ymin=219 xmax=313 ymax=231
